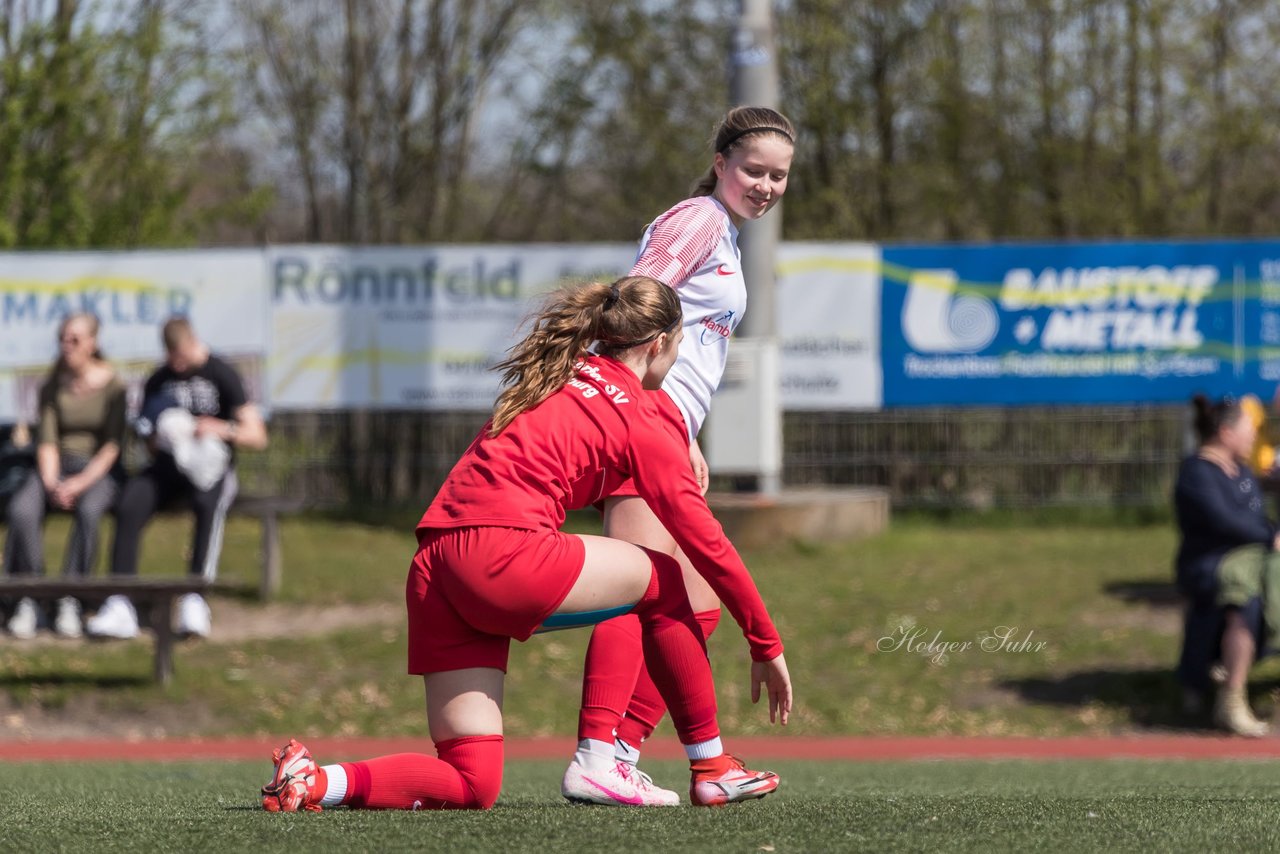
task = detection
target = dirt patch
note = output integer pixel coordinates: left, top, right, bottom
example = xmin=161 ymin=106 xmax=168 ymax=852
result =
xmin=205 ymin=599 xmax=401 ymax=643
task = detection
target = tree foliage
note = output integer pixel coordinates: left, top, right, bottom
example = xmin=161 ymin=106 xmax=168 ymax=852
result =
xmin=4 ymin=0 xmax=1280 ymax=247
xmin=0 ymin=0 xmax=257 ymax=248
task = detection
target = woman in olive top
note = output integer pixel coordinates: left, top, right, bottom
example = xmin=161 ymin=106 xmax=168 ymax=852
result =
xmin=4 ymin=313 xmax=126 ymax=638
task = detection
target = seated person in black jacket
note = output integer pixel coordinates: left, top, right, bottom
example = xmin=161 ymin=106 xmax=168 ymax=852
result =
xmin=1174 ymin=394 xmax=1278 ymax=736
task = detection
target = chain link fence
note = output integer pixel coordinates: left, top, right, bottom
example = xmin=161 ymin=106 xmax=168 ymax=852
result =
xmin=236 ymin=406 xmax=1193 ymax=511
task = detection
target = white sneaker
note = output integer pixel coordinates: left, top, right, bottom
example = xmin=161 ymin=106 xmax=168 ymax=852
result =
xmin=7 ymin=597 xmax=38 ymax=639
xmin=54 ymin=597 xmax=82 ymax=638
xmin=561 ymin=753 xmax=680 ymax=806
xmin=175 ymin=592 xmax=211 ymax=638
xmin=85 ymin=595 xmax=139 ymax=640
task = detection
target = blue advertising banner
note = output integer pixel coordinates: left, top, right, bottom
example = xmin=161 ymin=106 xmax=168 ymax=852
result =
xmin=881 ymin=241 xmax=1280 ymax=406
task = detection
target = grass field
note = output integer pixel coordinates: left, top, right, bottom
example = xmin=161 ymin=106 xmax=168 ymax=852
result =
xmin=8 ymin=513 xmax=1280 ymax=740
xmin=5 ymin=758 xmax=1280 ymax=853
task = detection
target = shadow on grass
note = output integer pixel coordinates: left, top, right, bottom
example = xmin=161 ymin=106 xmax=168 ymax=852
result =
xmin=999 ymin=667 xmax=1214 ymax=731
xmin=1103 ymin=580 xmax=1183 ymax=608
xmin=210 ymin=582 xmax=264 ymax=603
xmin=0 ymin=672 xmax=150 ymax=688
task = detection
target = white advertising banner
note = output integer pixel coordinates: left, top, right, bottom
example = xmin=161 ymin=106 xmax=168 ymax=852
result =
xmin=266 ymin=244 xmax=636 ymax=410
xmin=776 ymin=243 xmax=882 ymax=409
xmin=0 ymin=250 xmax=269 ymax=422
xmin=0 ymin=242 xmax=885 ymax=422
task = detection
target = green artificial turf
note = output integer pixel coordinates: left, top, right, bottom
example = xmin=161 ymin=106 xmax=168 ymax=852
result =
xmin=4 ymin=759 xmax=1280 ymax=853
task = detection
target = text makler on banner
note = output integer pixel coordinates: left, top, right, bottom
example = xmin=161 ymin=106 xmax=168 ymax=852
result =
xmin=881 ymin=240 xmax=1280 ymax=406
xmin=0 ymin=250 xmax=269 ymax=422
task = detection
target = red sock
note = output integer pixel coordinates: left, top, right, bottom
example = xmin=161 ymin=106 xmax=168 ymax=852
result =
xmin=630 ymin=551 xmax=719 ymax=745
xmin=690 ymin=754 xmax=734 ymax=776
xmin=578 ymin=613 xmax=646 ymax=742
xmin=617 ymin=608 xmax=721 ymax=747
xmin=339 ymin=734 xmax=504 ymax=810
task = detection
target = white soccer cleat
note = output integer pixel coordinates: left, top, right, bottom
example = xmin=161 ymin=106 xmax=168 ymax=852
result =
xmin=689 ymin=754 xmax=780 ymax=806
xmin=175 ymin=592 xmax=211 ymax=638
xmin=562 ymin=754 xmax=680 ymax=806
xmin=85 ymin=594 xmax=139 ymax=640
xmin=54 ymin=597 xmax=82 ymax=638
xmin=7 ymin=597 xmax=38 ymax=639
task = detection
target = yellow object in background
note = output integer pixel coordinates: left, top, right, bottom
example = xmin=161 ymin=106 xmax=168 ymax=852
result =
xmin=1241 ymin=394 xmax=1276 ymax=474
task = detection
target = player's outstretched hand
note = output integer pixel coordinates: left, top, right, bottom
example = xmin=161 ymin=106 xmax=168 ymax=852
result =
xmin=751 ymin=653 xmax=792 ymax=725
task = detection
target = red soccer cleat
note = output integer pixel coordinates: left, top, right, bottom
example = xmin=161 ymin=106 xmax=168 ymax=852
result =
xmin=689 ymin=754 xmax=780 ymax=807
xmin=261 ymin=738 xmax=323 ymax=813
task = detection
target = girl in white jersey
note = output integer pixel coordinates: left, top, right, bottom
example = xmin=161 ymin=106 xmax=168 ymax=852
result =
xmin=563 ymin=106 xmax=795 ymax=806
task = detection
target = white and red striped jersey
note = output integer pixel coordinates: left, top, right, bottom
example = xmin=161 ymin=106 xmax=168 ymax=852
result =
xmin=630 ymin=196 xmax=744 ymax=440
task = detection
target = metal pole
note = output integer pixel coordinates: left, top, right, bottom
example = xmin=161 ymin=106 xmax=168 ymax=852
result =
xmin=729 ymin=0 xmax=781 ymax=494
xmin=730 ymin=0 xmax=780 ymax=341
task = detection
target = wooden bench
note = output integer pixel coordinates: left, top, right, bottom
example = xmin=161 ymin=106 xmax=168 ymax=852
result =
xmin=0 ymin=577 xmax=211 ymax=684
xmin=223 ymin=494 xmax=305 ymax=600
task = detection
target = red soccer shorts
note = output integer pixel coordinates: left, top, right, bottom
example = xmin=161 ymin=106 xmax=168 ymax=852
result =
xmin=407 ymin=525 xmax=586 ymax=674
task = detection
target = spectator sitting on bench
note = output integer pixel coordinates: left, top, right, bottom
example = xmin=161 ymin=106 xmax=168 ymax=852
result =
xmin=87 ymin=317 xmax=267 ymax=640
xmin=4 ymin=312 xmax=126 ymax=639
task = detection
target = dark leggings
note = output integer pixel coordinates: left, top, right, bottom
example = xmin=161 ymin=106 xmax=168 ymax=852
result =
xmin=110 ymin=455 xmax=238 ymax=580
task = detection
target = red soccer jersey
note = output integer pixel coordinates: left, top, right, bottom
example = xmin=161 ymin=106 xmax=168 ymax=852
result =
xmin=419 ymin=354 xmax=783 ymax=662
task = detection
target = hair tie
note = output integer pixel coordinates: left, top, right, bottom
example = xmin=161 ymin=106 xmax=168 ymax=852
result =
xmin=603 ymin=283 xmax=621 ymax=310
xmin=717 ymin=125 xmax=794 ymax=153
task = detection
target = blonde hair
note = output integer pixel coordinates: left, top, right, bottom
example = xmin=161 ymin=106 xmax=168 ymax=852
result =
xmin=489 ymin=276 xmax=682 ymax=436
xmin=692 ymin=106 xmax=796 ymax=197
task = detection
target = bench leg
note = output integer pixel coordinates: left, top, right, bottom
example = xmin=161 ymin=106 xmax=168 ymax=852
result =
xmin=152 ymin=597 xmax=175 ymax=685
xmin=260 ymin=512 xmax=282 ymax=601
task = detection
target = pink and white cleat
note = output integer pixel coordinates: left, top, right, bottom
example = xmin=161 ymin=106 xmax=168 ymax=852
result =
xmin=561 ymin=754 xmax=681 ymax=806
xmin=689 ymin=754 xmax=779 ymax=806
xmin=261 ymin=738 xmax=322 ymax=813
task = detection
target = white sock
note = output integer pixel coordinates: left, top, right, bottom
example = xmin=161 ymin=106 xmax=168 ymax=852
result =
xmin=319 ymin=764 xmax=347 ymax=806
xmin=684 ymin=737 xmax=724 ymax=761
xmin=614 ymin=738 xmax=641 ymax=766
xmin=574 ymin=738 xmax=614 ymax=768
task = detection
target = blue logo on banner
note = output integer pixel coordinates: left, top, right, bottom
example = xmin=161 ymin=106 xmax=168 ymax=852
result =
xmin=881 ymin=241 xmax=1280 ymax=406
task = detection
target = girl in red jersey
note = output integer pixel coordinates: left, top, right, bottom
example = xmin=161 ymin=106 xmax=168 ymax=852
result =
xmin=567 ymin=106 xmax=795 ymax=804
xmin=260 ymin=276 xmax=792 ymax=811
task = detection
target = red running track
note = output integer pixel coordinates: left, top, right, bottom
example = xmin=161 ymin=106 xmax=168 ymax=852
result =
xmin=5 ymin=735 xmax=1280 ymax=763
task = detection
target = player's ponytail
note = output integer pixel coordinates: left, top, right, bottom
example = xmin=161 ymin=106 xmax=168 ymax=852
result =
xmin=490 ymin=276 xmax=682 ymax=436
xmin=691 ymin=105 xmax=796 ymax=197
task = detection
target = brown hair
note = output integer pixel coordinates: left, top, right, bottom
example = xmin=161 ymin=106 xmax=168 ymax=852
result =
xmin=162 ymin=316 xmax=195 ymax=351
xmin=691 ymin=106 xmax=796 ymax=197
xmin=48 ymin=312 xmax=105 ymax=386
xmin=489 ymin=276 xmax=682 ymax=436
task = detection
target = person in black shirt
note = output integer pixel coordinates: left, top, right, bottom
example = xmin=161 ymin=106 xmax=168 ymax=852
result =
xmin=87 ymin=317 xmax=269 ymax=640
xmin=1174 ymin=394 xmax=1278 ymax=736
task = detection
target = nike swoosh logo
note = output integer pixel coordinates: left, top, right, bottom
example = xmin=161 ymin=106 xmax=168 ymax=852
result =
xmin=716 ymin=264 xmax=735 ymax=276
xmin=582 ymin=775 xmax=644 ymax=805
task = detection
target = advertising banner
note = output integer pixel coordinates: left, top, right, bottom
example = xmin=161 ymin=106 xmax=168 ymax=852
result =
xmin=0 ymin=250 xmax=268 ymax=422
xmin=776 ymin=243 xmax=881 ymax=409
xmin=266 ymin=244 xmax=635 ymax=410
xmin=881 ymin=241 xmax=1280 ymax=406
